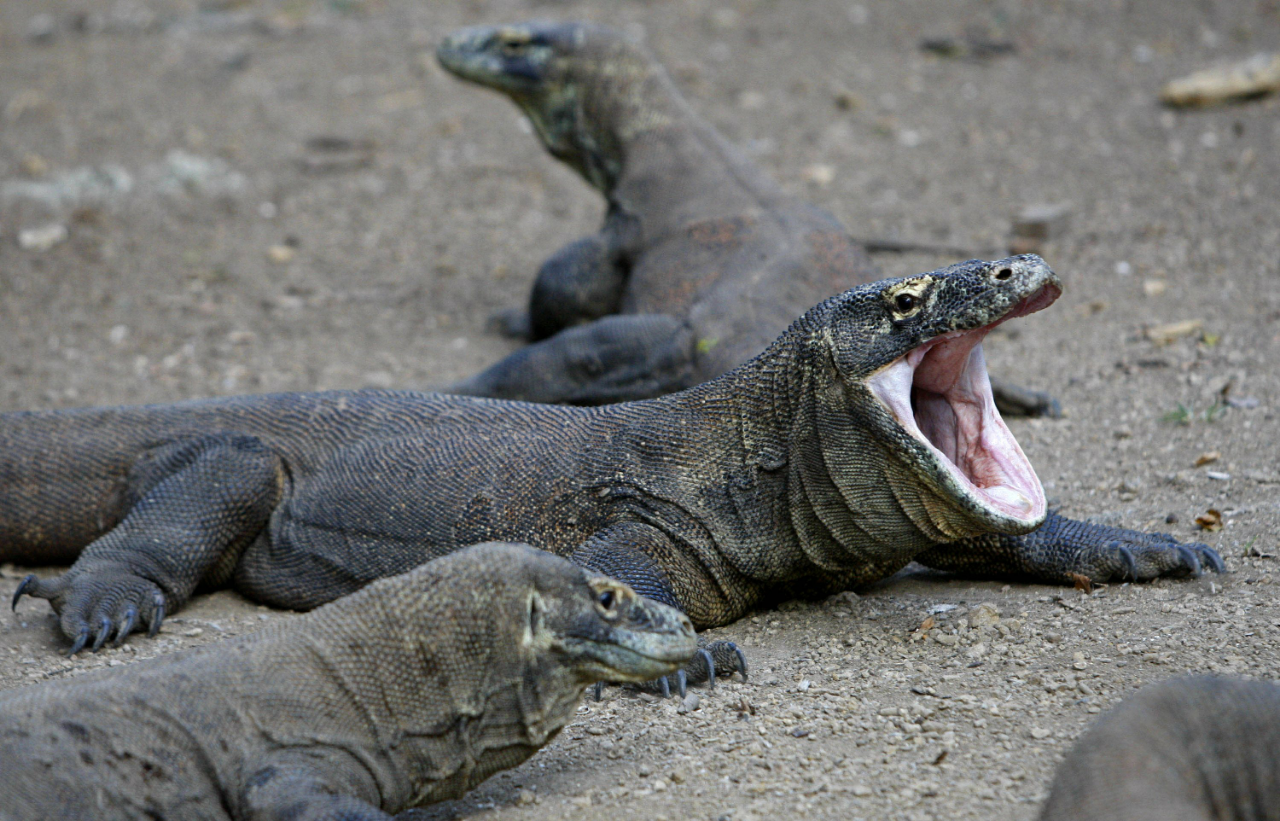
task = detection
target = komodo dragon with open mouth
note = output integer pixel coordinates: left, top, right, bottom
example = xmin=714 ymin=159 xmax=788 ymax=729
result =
xmin=4 ymin=256 xmax=1218 ymax=686
xmin=1039 ymin=676 xmax=1280 ymax=821
xmin=0 ymin=543 xmax=695 ymax=820
xmin=436 ymin=21 xmax=1059 ymax=417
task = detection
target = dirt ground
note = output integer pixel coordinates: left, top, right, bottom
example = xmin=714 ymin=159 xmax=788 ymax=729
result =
xmin=2 ymin=0 xmax=1279 ymax=818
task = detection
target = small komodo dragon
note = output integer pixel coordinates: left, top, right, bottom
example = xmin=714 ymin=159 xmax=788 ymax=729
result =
xmin=1039 ymin=676 xmax=1280 ymax=821
xmin=436 ymin=21 xmax=1058 ymax=417
xmin=4 ymin=256 xmax=1219 ymax=677
xmin=0 ymin=542 xmax=695 ymax=820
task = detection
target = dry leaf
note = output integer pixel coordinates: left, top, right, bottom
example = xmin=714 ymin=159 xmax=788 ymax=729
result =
xmin=1160 ymin=53 xmax=1280 ymax=107
xmin=909 ymin=615 xmax=936 ymax=642
xmin=1194 ymin=509 xmax=1223 ymax=531
xmin=1069 ymin=573 xmax=1094 ymax=593
xmin=1194 ymin=451 xmax=1221 ymax=467
xmin=1145 ymin=319 xmax=1204 ymax=345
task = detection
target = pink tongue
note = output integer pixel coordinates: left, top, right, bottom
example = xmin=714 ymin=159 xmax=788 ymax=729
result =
xmin=912 ymin=329 xmax=990 ymax=394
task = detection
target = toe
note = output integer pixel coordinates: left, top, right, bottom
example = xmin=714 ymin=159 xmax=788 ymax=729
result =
xmin=68 ymin=625 xmax=91 ymax=657
xmin=91 ymin=616 xmax=113 ymax=652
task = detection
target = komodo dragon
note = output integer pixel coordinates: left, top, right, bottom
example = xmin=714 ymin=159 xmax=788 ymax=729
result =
xmin=436 ymin=21 xmax=1058 ymax=417
xmin=1039 ymin=676 xmax=1280 ymax=821
xmin=0 ymin=542 xmax=695 ymax=820
xmin=5 ymin=256 xmax=1219 ymax=677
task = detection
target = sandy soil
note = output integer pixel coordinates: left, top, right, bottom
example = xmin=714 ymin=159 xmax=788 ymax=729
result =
xmin=2 ymin=0 xmax=1278 ymax=819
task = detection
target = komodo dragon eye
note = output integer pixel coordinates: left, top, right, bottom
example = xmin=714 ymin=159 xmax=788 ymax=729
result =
xmin=597 ymin=590 xmax=616 ymax=612
xmin=497 ymin=35 xmax=531 ymax=56
xmin=895 ymin=293 xmax=918 ymax=312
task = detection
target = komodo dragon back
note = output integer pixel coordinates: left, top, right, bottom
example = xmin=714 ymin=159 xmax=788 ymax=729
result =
xmin=0 ymin=543 xmax=695 ymax=819
xmin=1039 ymin=676 xmax=1280 ymax=821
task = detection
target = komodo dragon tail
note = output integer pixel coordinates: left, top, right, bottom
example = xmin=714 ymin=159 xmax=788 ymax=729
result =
xmin=0 ymin=405 xmax=168 ymax=565
xmin=0 ymin=397 xmax=287 ymax=566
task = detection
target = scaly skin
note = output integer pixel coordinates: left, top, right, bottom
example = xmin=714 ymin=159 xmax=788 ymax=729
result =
xmin=436 ymin=21 xmax=1059 ymax=417
xmin=0 ymin=543 xmax=696 ymax=819
xmin=4 ymin=257 xmax=1219 ymax=679
xmin=0 ymin=543 xmax=695 ymax=820
xmin=1040 ymin=676 xmax=1280 ymax=821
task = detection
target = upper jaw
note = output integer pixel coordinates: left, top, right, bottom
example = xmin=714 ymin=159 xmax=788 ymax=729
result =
xmin=864 ymin=290 xmax=1054 ymax=530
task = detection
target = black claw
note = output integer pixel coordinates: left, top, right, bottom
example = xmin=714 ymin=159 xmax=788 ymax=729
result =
xmin=114 ymin=607 xmax=138 ymax=648
xmin=1201 ymin=547 xmax=1226 ymax=574
xmin=11 ymin=575 xmax=36 ymax=611
xmin=734 ymin=646 xmax=749 ymax=681
xmin=698 ymin=648 xmax=715 ymax=689
xmin=593 ymin=682 xmax=604 ymax=702
xmin=1116 ymin=544 xmax=1137 ymax=582
xmin=91 ymin=617 xmax=112 ymax=653
xmin=148 ymin=601 xmax=165 ymax=638
xmin=676 ymin=669 xmax=687 ymax=698
xmin=660 ymin=675 xmax=671 ymax=699
xmin=68 ymin=626 xmax=90 ymax=657
xmin=1177 ymin=545 xmax=1202 ymax=577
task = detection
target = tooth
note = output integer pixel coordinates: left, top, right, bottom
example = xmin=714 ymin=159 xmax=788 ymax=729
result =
xmin=987 ymin=486 xmax=1032 ymax=513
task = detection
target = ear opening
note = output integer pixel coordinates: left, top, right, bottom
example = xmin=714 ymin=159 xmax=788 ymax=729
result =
xmin=525 ymin=590 xmax=546 ymax=643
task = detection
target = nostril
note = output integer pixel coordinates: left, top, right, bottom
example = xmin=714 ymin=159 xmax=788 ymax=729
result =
xmin=994 ymin=267 xmax=1013 ymax=281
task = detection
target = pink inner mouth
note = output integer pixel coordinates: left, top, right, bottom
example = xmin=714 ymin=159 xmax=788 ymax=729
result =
xmin=865 ymin=291 xmax=1055 ymax=523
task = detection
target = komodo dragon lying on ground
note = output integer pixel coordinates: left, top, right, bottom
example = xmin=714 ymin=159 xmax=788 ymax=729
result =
xmin=5 ymin=256 xmax=1219 ymax=681
xmin=0 ymin=543 xmax=695 ymax=820
xmin=436 ymin=21 xmax=1059 ymax=417
xmin=1039 ymin=676 xmax=1280 ymax=821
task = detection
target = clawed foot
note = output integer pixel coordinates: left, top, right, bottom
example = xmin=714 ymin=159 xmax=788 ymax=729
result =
xmin=1067 ymin=523 xmax=1224 ymax=583
xmin=596 ymin=640 xmax=748 ymax=700
xmin=12 ymin=569 xmax=167 ymax=655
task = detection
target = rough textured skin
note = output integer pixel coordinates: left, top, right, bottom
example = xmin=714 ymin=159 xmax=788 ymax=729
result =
xmin=1040 ymin=676 xmax=1280 ymax=821
xmin=0 ymin=543 xmax=695 ymax=820
xmin=3 ymin=256 xmax=1217 ymax=662
xmin=436 ymin=21 xmax=1057 ymax=416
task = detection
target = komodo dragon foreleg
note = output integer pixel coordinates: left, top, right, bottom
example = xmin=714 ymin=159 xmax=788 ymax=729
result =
xmin=916 ymin=510 xmax=1224 ymax=583
xmin=12 ymin=434 xmax=281 ymax=654
xmin=491 ymin=210 xmax=640 ymax=341
xmin=447 ymin=313 xmax=698 ymax=405
xmin=572 ymin=521 xmax=747 ymax=698
xmin=491 ymin=233 xmax=627 ymax=341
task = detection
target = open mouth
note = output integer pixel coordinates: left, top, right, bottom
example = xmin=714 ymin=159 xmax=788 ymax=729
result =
xmin=865 ymin=288 xmax=1057 ymax=524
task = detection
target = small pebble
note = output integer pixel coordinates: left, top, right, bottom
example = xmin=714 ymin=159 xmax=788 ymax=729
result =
xmin=17 ymin=223 xmax=68 ymax=252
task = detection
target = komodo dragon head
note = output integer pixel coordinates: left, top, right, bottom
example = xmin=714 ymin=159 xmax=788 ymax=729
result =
xmin=782 ymin=255 xmax=1062 ymax=558
xmin=455 ymin=542 xmax=696 ymax=688
xmin=437 ymin=21 xmax=672 ymax=191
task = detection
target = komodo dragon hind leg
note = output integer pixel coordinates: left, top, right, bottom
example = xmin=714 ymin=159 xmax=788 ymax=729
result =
xmin=916 ymin=511 xmax=1225 ymax=584
xmin=12 ymin=434 xmax=282 ymax=654
xmin=446 ymin=314 xmax=697 ymax=405
xmin=573 ymin=522 xmax=748 ymax=700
